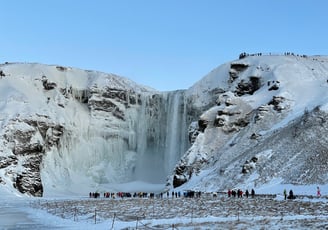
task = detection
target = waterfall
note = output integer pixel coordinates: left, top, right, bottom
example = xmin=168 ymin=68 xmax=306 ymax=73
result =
xmin=42 ymin=89 xmax=190 ymax=193
xmin=133 ymin=90 xmax=189 ymax=183
xmin=164 ymin=90 xmax=188 ymax=174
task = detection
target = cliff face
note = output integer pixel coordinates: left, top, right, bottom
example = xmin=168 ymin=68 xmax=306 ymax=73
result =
xmin=170 ymin=55 xmax=328 ymax=191
xmin=1 ymin=116 xmax=64 ymax=196
xmin=0 ymin=63 xmax=193 ymax=196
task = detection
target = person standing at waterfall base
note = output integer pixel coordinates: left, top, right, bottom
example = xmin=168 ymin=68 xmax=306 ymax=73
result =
xmin=317 ymin=186 xmax=321 ymax=197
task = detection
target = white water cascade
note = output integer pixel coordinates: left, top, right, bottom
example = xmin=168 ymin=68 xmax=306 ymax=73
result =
xmin=164 ymin=91 xmax=188 ymax=174
xmin=134 ymin=90 xmax=189 ymax=183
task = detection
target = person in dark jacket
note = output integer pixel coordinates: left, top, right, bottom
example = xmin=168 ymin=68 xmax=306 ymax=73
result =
xmin=245 ymin=189 xmax=249 ymax=198
xmin=287 ymin=189 xmax=295 ymax=199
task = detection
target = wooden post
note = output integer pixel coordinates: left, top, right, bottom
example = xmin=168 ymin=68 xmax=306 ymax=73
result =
xmin=153 ymin=198 xmax=155 ymax=218
xmin=238 ymin=207 xmax=240 ymax=222
xmin=95 ymin=208 xmax=97 ymax=224
xmin=74 ymin=207 xmax=76 ymax=221
xmin=111 ymin=213 xmax=116 ymax=229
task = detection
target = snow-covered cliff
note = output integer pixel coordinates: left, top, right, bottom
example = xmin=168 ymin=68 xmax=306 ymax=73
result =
xmin=172 ymin=54 xmax=328 ymax=192
xmin=1 ymin=54 xmax=328 ymax=197
xmin=0 ymin=63 xmax=192 ymax=196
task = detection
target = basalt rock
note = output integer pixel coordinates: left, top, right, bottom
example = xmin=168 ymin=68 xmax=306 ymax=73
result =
xmin=235 ymin=76 xmax=261 ymax=96
xmin=1 ymin=117 xmax=64 ymax=196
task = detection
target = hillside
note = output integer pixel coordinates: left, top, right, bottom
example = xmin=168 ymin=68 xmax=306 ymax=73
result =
xmin=1 ymin=54 xmax=328 ymax=197
xmin=171 ymin=54 xmax=328 ymax=193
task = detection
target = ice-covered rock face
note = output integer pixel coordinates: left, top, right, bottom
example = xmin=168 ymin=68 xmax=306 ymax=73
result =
xmin=0 ymin=115 xmax=64 ymax=196
xmin=0 ymin=63 xmax=194 ymax=196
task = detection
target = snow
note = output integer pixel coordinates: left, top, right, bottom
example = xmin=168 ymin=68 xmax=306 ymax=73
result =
xmin=2 ymin=55 xmax=328 ymax=228
xmin=2 ymin=184 xmax=328 ymax=229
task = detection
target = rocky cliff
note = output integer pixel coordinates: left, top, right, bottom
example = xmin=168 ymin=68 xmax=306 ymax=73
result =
xmin=170 ymin=55 xmax=328 ymax=191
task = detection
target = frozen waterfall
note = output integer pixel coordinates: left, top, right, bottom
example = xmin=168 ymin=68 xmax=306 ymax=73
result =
xmin=134 ymin=90 xmax=189 ymax=183
xmin=41 ymin=89 xmax=190 ymax=194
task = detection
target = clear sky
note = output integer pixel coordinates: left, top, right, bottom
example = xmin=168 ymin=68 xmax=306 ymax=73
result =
xmin=1 ymin=1 xmax=327 ymax=91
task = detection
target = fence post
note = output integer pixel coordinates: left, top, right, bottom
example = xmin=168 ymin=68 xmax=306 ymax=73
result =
xmin=153 ymin=198 xmax=155 ymax=218
xmin=111 ymin=213 xmax=116 ymax=229
xmin=136 ymin=217 xmax=138 ymax=229
xmin=237 ymin=207 xmax=240 ymax=222
xmin=74 ymin=207 xmax=77 ymax=221
xmin=95 ymin=208 xmax=97 ymax=224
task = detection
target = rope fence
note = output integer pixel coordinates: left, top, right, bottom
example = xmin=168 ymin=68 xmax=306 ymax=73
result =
xmin=30 ymin=193 xmax=328 ymax=229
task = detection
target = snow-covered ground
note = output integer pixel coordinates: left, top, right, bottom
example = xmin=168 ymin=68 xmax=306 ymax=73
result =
xmin=2 ymin=182 xmax=328 ymax=229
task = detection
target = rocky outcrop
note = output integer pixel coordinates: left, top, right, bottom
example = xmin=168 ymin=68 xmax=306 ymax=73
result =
xmin=101 ymin=88 xmax=139 ymax=106
xmin=14 ymin=154 xmax=43 ymax=196
xmin=268 ymin=96 xmax=286 ymax=112
xmin=268 ymin=80 xmax=280 ymax=91
xmin=1 ymin=116 xmax=64 ymax=196
xmin=88 ymin=86 xmax=142 ymax=120
xmin=198 ymin=119 xmax=208 ymax=132
xmin=173 ymin=165 xmax=189 ymax=188
xmin=235 ymin=76 xmax=261 ymax=96
xmin=42 ymin=76 xmax=57 ymax=90
xmin=0 ymin=70 xmax=5 ymax=77
xmin=0 ymin=156 xmax=18 ymax=169
xmin=188 ymin=122 xmax=199 ymax=144
xmin=242 ymin=156 xmax=258 ymax=174
xmin=229 ymin=63 xmax=249 ymax=83
xmin=172 ymin=154 xmax=208 ymax=189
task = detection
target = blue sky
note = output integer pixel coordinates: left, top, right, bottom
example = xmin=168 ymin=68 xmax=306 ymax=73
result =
xmin=1 ymin=1 xmax=327 ymax=91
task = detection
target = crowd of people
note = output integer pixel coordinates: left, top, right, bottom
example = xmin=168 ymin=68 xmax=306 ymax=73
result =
xmin=239 ymin=52 xmax=308 ymax=59
xmin=90 ymin=189 xmax=253 ymax=200
xmin=89 ymin=186 xmax=323 ymax=200
xmin=90 ymin=192 xmax=152 ymax=199
xmin=227 ymin=189 xmax=255 ymax=198
xmin=88 ymin=190 xmax=203 ymax=199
